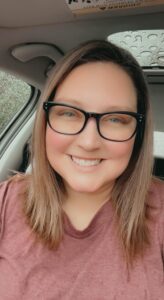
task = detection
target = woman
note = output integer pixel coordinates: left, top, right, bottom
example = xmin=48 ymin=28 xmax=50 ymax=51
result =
xmin=0 ymin=40 xmax=163 ymax=299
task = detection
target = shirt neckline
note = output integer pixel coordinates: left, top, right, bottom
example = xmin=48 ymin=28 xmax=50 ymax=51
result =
xmin=63 ymin=199 xmax=113 ymax=239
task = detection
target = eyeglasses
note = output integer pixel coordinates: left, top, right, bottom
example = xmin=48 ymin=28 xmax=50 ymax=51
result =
xmin=43 ymin=102 xmax=144 ymax=142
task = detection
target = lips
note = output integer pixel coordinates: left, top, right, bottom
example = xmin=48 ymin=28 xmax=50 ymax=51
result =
xmin=71 ymin=156 xmax=102 ymax=167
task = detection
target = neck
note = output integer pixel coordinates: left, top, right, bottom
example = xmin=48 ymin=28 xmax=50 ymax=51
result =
xmin=62 ymin=184 xmax=114 ymax=230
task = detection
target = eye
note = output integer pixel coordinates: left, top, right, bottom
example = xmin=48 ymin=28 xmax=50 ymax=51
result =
xmin=108 ymin=117 xmax=123 ymax=123
xmin=103 ymin=114 xmax=128 ymax=124
xmin=101 ymin=113 xmax=134 ymax=127
xmin=55 ymin=107 xmax=78 ymax=118
xmin=60 ymin=110 xmax=76 ymax=117
xmin=52 ymin=106 xmax=84 ymax=121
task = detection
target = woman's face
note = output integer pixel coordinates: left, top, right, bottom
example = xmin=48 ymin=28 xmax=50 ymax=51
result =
xmin=46 ymin=62 xmax=137 ymax=194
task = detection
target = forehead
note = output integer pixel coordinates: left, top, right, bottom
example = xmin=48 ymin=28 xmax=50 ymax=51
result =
xmin=55 ymin=62 xmax=137 ymax=111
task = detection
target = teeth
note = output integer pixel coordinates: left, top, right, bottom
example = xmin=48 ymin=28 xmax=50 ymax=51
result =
xmin=71 ymin=156 xmax=101 ymax=167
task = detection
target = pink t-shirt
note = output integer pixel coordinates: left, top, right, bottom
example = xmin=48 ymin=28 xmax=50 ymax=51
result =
xmin=0 ymin=177 xmax=164 ymax=299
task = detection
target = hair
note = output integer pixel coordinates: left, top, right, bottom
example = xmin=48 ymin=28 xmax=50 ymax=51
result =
xmin=22 ymin=40 xmax=154 ymax=264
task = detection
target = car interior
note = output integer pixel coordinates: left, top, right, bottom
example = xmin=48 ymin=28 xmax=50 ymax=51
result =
xmin=0 ymin=0 xmax=164 ymax=181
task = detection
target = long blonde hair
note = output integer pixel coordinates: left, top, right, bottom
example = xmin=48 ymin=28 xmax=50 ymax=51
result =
xmin=23 ymin=40 xmax=154 ymax=262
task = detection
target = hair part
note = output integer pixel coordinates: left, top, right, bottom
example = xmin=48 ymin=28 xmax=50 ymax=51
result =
xmin=23 ymin=40 xmax=154 ymax=265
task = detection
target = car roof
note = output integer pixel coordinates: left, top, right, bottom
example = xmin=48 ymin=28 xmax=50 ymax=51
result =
xmin=0 ymin=0 xmax=164 ymax=88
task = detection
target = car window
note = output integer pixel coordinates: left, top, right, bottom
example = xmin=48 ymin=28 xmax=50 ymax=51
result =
xmin=0 ymin=70 xmax=32 ymax=136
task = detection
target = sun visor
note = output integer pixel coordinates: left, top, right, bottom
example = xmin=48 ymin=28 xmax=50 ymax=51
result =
xmin=11 ymin=43 xmax=63 ymax=63
xmin=11 ymin=43 xmax=63 ymax=77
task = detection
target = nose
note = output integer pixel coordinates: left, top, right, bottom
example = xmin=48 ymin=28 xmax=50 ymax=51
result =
xmin=76 ymin=117 xmax=102 ymax=151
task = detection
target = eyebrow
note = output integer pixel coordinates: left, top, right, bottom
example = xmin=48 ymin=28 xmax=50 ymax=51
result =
xmin=54 ymin=98 xmax=136 ymax=112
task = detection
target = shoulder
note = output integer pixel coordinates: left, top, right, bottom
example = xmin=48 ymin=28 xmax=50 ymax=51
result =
xmin=146 ymin=177 xmax=164 ymax=216
xmin=0 ymin=174 xmax=28 ymax=220
xmin=0 ymin=174 xmax=27 ymax=200
xmin=0 ymin=175 xmax=36 ymax=254
xmin=146 ymin=178 xmax=164 ymax=243
xmin=147 ymin=178 xmax=164 ymax=209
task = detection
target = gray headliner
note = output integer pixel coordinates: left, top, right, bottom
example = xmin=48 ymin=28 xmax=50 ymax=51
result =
xmin=0 ymin=1 xmax=164 ymax=108
xmin=0 ymin=11 xmax=164 ymax=88
xmin=1 ymin=0 xmax=164 ymax=28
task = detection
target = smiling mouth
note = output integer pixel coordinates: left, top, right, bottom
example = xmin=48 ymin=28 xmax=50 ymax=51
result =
xmin=71 ymin=156 xmax=103 ymax=167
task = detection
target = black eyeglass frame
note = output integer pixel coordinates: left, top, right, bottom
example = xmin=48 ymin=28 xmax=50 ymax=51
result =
xmin=43 ymin=101 xmax=144 ymax=142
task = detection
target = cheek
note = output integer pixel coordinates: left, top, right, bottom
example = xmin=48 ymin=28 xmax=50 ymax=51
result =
xmin=104 ymin=139 xmax=135 ymax=179
xmin=45 ymin=127 xmax=72 ymax=158
xmin=106 ymin=139 xmax=135 ymax=162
